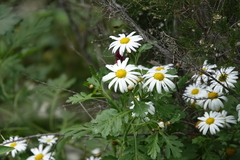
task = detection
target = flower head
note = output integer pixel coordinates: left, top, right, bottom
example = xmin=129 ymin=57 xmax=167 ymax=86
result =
xmin=158 ymin=121 xmax=165 ymax=128
xmin=102 ymin=58 xmax=141 ymax=93
xmin=192 ymin=60 xmax=217 ymax=84
xmin=202 ymin=86 xmax=227 ymax=111
xmin=27 ymin=144 xmax=55 ymax=160
xmin=197 ymin=111 xmax=225 ymax=135
xmin=218 ymin=110 xmax=237 ymax=128
xmin=142 ymin=68 xmax=178 ymax=94
xmin=149 ymin=64 xmax=174 ymax=72
xmin=3 ymin=136 xmax=27 ymax=157
xmin=210 ymin=67 xmax=238 ymax=92
xmin=91 ymin=148 xmax=101 ymax=156
xmin=109 ymin=31 xmax=143 ymax=56
xmin=86 ymin=156 xmax=102 ymax=160
xmin=38 ymin=135 xmax=58 ymax=146
xmin=183 ymin=83 xmax=207 ymax=106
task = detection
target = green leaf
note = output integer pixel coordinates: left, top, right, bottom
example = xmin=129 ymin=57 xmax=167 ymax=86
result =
xmin=0 ymin=145 xmax=14 ymax=155
xmin=0 ymin=5 xmax=20 ymax=35
xmin=169 ymin=111 xmax=185 ymax=124
xmin=13 ymin=16 xmax=52 ymax=47
xmin=85 ymin=76 xmax=101 ymax=88
xmin=202 ymin=151 xmax=219 ymax=160
xmin=161 ymin=134 xmax=183 ymax=159
xmin=118 ymin=153 xmax=134 ymax=160
xmin=47 ymin=74 xmax=76 ymax=89
xmin=60 ymin=124 xmax=91 ymax=139
xmin=0 ymin=55 xmax=24 ymax=78
xmin=154 ymin=100 xmax=175 ymax=118
xmin=146 ymin=134 xmax=161 ymax=159
xmin=138 ymin=41 xmax=156 ymax=53
xmin=192 ymin=136 xmax=211 ymax=146
xmin=177 ymin=74 xmax=190 ymax=89
xmin=101 ymin=155 xmax=118 ymax=160
xmin=132 ymin=101 xmax=149 ymax=118
xmin=91 ymin=109 xmax=130 ymax=138
xmin=66 ymin=92 xmax=94 ymax=104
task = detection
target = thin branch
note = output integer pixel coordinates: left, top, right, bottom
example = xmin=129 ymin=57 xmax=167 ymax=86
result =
xmin=23 ymin=73 xmax=78 ymax=94
xmin=1 ymin=133 xmax=64 ymax=146
xmin=98 ymin=0 xmax=175 ymax=63
xmin=0 ymin=132 xmax=158 ymax=145
xmin=79 ymin=102 xmax=94 ymax=120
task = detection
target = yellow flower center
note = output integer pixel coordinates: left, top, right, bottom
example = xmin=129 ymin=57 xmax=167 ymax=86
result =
xmin=47 ymin=139 xmax=52 ymax=142
xmin=115 ymin=69 xmax=127 ymax=78
xmin=135 ymin=95 xmax=140 ymax=99
xmin=153 ymin=73 xmax=164 ymax=81
xmin=198 ymin=68 xmax=206 ymax=75
xmin=120 ymin=37 xmax=130 ymax=44
xmin=35 ymin=154 xmax=44 ymax=160
xmin=191 ymin=89 xmax=199 ymax=95
xmin=156 ymin=67 xmax=164 ymax=71
xmin=206 ymin=117 xmax=215 ymax=125
xmin=208 ymin=92 xmax=218 ymax=100
xmin=218 ymin=73 xmax=228 ymax=82
xmin=9 ymin=142 xmax=17 ymax=147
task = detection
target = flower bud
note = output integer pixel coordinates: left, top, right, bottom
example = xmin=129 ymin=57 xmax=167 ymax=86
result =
xmin=158 ymin=121 xmax=164 ymax=128
xmin=89 ymin=84 xmax=94 ymax=89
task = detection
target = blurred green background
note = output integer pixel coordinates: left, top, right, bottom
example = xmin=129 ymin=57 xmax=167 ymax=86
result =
xmin=0 ymin=0 xmax=118 ymax=159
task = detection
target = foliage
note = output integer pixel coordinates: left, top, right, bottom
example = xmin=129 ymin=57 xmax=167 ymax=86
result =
xmin=1 ymin=0 xmax=240 ymax=160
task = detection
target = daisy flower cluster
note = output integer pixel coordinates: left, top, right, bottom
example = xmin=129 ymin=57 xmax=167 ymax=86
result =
xmin=102 ymin=31 xmax=178 ymax=126
xmin=183 ymin=60 xmax=239 ymax=135
xmin=1 ymin=135 xmax=57 ymax=159
xmin=102 ymin=55 xmax=178 ymax=94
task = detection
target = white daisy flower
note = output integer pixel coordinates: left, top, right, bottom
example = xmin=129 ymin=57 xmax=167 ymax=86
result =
xmin=210 ymin=67 xmax=238 ymax=92
xmin=218 ymin=110 xmax=237 ymax=128
xmin=38 ymin=135 xmax=58 ymax=146
xmin=27 ymin=144 xmax=55 ymax=160
xmin=102 ymin=58 xmax=141 ymax=93
xmin=3 ymin=136 xmax=27 ymax=157
xmin=86 ymin=156 xmax=102 ymax=160
xmin=183 ymin=83 xmax=207 ymax=106
xmin=197 ymin=111 xmax=225 ymax=135
xmin=192 ymin=60 xmax=217 ymax=84
xmin=236 ymin=104 xmax=240 ymax=121
xmin=142 ymin=69 xmax=178 ymax=94
xmin=202 ymin=86 xmax=227 ymax=111
xmin=148 ymin=64 xmax=174 ymax=72
xmin=109 ymin=31 xmax=143 ymax=56
xmin=91 ymin=148 xmax=101 ymax=156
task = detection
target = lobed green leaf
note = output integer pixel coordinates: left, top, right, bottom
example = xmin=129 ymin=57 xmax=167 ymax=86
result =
xmin=0 ymin=146 xmax=14 ymax=155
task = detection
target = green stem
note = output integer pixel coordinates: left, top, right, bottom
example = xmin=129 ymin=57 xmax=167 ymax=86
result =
xmin=49 ymin=91 xmax=59 ymax=130
xmin=0 ymin=77 xmax=8 ymax=98
xmin=133 ymin=125 xmax=138 ymax=160
xmin=120 ymin=117 xmax=136 ymax=156
xmin=101 ymin=81 xmax=120 ymax=111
